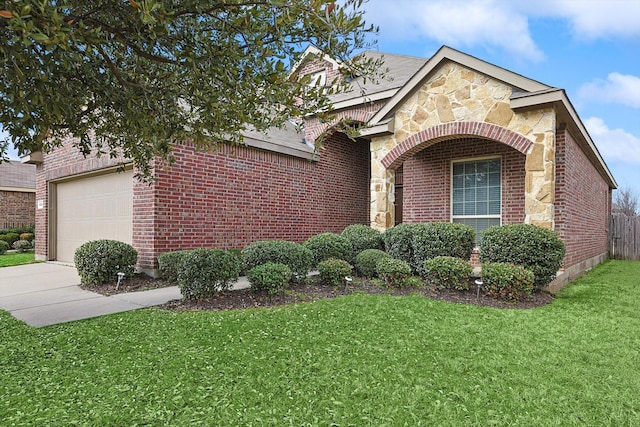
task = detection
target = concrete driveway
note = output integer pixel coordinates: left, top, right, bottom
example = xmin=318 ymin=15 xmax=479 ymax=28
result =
xmin=0 ymin=262 xmax=181 ymax=327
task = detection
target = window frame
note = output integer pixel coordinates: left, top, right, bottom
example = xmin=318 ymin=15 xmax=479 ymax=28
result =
xmin=450 ymin=155 xmax=502 ymax=245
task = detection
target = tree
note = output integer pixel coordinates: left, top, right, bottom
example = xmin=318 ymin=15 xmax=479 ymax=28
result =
xmin=613 ymin=187 xmax=639 ymax=216
xmin=0 ymin=0 xmax=380 ymax=178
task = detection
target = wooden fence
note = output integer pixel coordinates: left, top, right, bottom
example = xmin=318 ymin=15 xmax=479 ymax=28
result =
xmin=610 ymin=214 xmax=640 ymax=260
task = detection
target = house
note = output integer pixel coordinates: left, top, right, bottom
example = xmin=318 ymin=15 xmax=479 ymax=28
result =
xmin=0 ymin=160 xmax=36 ymax=229
xmin=29 ymin=46 xmax=616 ymax=288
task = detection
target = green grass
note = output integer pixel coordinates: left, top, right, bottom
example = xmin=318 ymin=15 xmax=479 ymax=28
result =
xmin=2 ymin=260 xmax=640 ymax=425
xmin=0 ymin=250 xmax=37 ymax=268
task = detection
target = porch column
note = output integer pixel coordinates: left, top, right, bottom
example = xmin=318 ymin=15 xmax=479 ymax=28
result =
xmin=370 ymin=136 xmax=395 ymax=230
xmin=524 ymin=117 xmax=556 ymax=229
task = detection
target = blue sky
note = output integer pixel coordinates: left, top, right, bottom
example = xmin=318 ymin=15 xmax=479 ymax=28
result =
xmin=363 ymin=0 xmax=640 ymax=191
xmin=4 ymin=1 xmax=639 ymax=191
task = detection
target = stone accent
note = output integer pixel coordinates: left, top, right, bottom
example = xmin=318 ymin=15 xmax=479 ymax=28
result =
xmin=370 ymin=61 xmax=557 ymax=230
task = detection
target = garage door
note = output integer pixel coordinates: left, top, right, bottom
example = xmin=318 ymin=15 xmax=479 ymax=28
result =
xmin=56 ymin=170 xmax=133 ymax=263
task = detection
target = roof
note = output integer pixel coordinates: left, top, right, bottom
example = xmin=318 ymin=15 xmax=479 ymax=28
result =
xmin=329 ymin=51 xmax=427 ymax=108
xmin=0 ymin=160 xmax=36 ymax=190
xmin=241 ymin=121 xmax=316 ymax=161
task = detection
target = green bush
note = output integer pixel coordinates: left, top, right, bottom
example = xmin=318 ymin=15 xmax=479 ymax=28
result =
xmin=382 ymin=223 xmax=420 ymax=269
xmin=247 ymin=262 xmax=292 ymax=295
xmin=376 ymin=257 xmax=412 ymax=288
xmin=0 ymin=232 xmax=20 ymax=246
xmin=0 ymin=226 xmax=34 ymax=236
xmin=411 ymin=222 xmax=475 ymax=275
xmin=341 ymin=224 xmax=383 ymax=259
xmin=423 ymin=256 xmax=473 ymax=290
xmin=354 ymin=249 xmax=391 ymax=277
xmin=157 ymin=250 xmax=192 ymax=283
xmin=481 ymin=262 xmax=535 ymax=302
xmin=480 ymin=224 xmax=566 ymax=288
xmin=318 ymin=258 xmax=352 ymax=287
xmin=177 ymin=249 xmax=240 ymax=299
xmin=304 ymin=233 xmax=353 ymax=266
xmin=0 ymin=240 xmax=9 ymax=255
xmin=242 ymin=240 xmax=312 ymax=284
xmin=12 ymin=240 xmax=32 ymax=253
xmin=74 ymin=240 xmax=138 ymax=286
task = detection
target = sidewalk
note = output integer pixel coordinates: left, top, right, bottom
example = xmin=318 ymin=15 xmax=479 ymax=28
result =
xmin=0 ymin=263 xmax=195 ymax=327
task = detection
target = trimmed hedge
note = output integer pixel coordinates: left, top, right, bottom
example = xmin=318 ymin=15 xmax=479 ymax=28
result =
xmin=411 ymin=222 xmax=475 ymax=275
xmin=423 ymin=256 xmax=473 ymax=290
xmin=480 ymin=224 xmax=566 ymax=288
xmin=354 ymin=249 xmax=390 ymax=278
xmin=242 ymin=240 xmax=312 ymax=284
xmin=481 ymin=262 xmax=535 ymax=302
xmin=304 ymin=233 xmax=353 ymax=267
xmin=318 ymin=258 xmax=352 ymax=287
xmin=157 ymin=250 xmax=192 ymax=283
xmin=74 ymin=240 xmax=138 ymax=286
xmin=247 ymin=262 xmax=292 ymax=295
xmin=382 ymin=223 xmax=419 ymax=269
xmin=177 ymin=249 xmax=240 ymax=299
xmin=0 ymin=233 xmax=20 ymax=246
xmin=376 ymin=257 xmax=412 ymax=288
xmin=341 ymin=224 xmax=383 ymax=259
xmin=0 ymin=240 xmax=9 ymax=255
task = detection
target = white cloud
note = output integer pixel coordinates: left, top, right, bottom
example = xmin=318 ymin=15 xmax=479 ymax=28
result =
xmin=579 ymin=73 xmax=640 ymax=109
xmin=365 ymin=0 xmax=544 ymax=61
xmin=585 ymin=117 xmax=640 ymax=165
xmin=535 ymin=0 xmax=640 ymax=39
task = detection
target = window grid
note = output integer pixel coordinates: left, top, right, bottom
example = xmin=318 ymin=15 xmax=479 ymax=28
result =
xmin=451 ymin=157 xmax=501 ymax=244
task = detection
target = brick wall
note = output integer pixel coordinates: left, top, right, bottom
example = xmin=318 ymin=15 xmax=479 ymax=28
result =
xmin=0 ymin=190 xmax=35 ymax=227
xmin=147 ymin=132 xmax=370 ymax=268
xmin=555 ymin=128 xmax=610 ymax=267
xmin=401 ymin=138 xmax=526 ymax=224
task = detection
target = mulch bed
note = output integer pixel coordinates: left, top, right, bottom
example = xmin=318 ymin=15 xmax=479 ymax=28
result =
xmin=84 ymin=275 xmax=554 ymax=311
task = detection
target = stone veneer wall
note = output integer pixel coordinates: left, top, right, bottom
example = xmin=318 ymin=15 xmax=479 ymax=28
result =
xmin=369 ymin=61 xmax=556 ymax=230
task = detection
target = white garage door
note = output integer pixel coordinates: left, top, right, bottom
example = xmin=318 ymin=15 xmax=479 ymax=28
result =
xmin=56 ymin=170 xmax=133 ymax=263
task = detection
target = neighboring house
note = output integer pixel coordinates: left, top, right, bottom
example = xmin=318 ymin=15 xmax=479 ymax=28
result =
xmin=30 ymin=46 xmax=616 ymax=288
xmin=0 ymin=160 xmax=36 ymax=229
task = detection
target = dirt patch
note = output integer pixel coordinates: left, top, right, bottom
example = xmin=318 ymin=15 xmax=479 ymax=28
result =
xmin=80 ymin=274 xmax=173 ymax=296
xmin=85 ymin=275 xmax=554 ymax=311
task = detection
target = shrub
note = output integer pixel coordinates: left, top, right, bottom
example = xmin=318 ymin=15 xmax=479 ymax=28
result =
xmin=382 ymin=223 xmax=420 ymax=269
xmin=0 ymin=232 xmax=20 ymax=246
xmin=74 ymin=240 xmax=138 ymax=286
xmin=318 ymin=258 xmax=352 ymax=287
xmin=19 ymin=233 xmax=34 ymax=242
xmin=157 ymin=250 xmax=192 ymax=283
xmin=304 ymin=233 xmax=353 ymax=266
xmin=341 ymin=224 xmax=383 ymax=258
xmin=0 ymin=240 xmax=9 ymax=255
xmin=354 ymin=249 xmax=390 ymax=277
xmin=247 ymin=262 xmax=292 ymax=295
xmin=12 ymin=240 xmax=32 ymax=253
xmin=242 ymin=240 xmax=312 ymax=284
xmin=376 ymin=257 xmax=412 ymax=288
xmin=411 ymin=222 xmax=475 ymax=275
xmin=480 ymin=224 xmax=566 ymax=288
xmin=177 ymin=249 xmax=240 ymax=299
xmin=423 ymin=256 xmax=473 ymax=290
xmin=481 ymin=262 xmax=535 ymax=302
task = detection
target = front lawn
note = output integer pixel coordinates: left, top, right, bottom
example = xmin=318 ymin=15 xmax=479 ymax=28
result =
xmin=0 ymin=250 xmax=36 ymax=268
xmin=1 ymin=260 xmax=639 ymax=425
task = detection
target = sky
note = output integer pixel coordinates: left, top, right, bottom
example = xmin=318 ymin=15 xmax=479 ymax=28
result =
xmin=4 ymin=0 xmax=639 ymax=191
xmin=361 ymin=0 xmax=640 ymax=191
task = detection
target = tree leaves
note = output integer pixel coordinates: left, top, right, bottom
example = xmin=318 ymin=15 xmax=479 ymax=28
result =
xmin=0 ymin=0 xmax=382 ymax=179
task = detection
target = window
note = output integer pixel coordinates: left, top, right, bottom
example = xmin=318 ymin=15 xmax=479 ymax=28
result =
xmin=452 ymin=157 xmax=501 ymax=244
